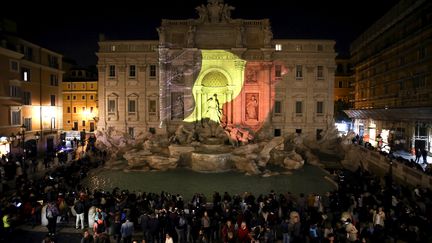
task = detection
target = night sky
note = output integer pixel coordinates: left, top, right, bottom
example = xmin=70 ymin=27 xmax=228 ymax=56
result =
xmin=2 ymin=0 xmax=399 ymax=66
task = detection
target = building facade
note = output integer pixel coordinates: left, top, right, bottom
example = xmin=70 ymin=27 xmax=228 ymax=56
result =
xmin=334 ymin=57 xmax=354 ymax=132
xmin=62 ymin=67 xmax=98 ymax=132
xmin=334 ymin=57 xmax=354 ymax=104
xmin=0 ymin=45 xmax=23 ymax=155
xmin=0 ymin=34 xmax=63 ymax=156
xmin=97 ymin=0 xmax=336 ymax=140
xmin=346 ymin=0 xmax=432 ymax=152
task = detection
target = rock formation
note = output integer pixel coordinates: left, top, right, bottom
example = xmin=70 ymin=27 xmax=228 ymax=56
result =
xmin=95 ymin=122 xmax=346 ymax=175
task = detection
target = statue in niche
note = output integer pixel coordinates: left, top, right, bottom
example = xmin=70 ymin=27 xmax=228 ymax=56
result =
xmin=195 ymin=4 xmax=208 ymax=23
xmin=187 ymin=25 xmax=196 ymax=48
xmin=172 ymin=94 xmax=184 ymax=120
xmin=206 ymin=94 xmax=221 ymax=122
xmin=246 ymin=95 xmax=258 ymax=120
xmin=236 ymin=26 xmax=245 ymax=47
xmin=263 ymin=26 xmax=273 ymax=48
xmin=205 ymin=93 xmax=221 ymax=137
xmin=156 ymin=26 xmax=166 ymax=46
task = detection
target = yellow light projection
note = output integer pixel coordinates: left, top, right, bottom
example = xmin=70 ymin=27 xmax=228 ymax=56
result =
xmin=184 ymin=50 xmax=246 ymax=123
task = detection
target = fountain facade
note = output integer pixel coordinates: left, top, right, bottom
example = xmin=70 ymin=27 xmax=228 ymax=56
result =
xmin=93 ymin=0 xmax=338 ymax=175
xmin=190 ymin=137 xmax=233 ymax=172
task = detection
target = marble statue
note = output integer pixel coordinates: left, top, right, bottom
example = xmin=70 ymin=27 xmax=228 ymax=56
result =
xmin=195 ymin=0 xmax=235 ymax=24
xmin=246 ymin=95 xmax=258 ymax=120
xmin=236 ymin=26 xmax=245 ymax=47
xmin=208 ymin=1 xmax=223 ymax=23
xmin=206 ymin=94 xmax=221 ymax=123
xmin=157 ymin=27 xmax=166 ymax=46
xmin=169 ymin=124 xmax=194 ymax=145
xmin=221 ymin=3 xmax=235 ymax=22
xmin=187 ymin=25 xmax=196 ymax=48
xmin=225 ymin=126 xmax=240 ymax=147
xmin=263 ymin=26 xmax=273 ymax=47
xmin=196 ymin=4 xmax=208 ymax=23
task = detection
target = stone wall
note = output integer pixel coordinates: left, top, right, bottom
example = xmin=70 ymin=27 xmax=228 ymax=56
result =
xmin=342 ymin=145 xmax=432 ymax=189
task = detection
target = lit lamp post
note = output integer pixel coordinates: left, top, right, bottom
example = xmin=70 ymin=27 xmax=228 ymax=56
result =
xmin=16 ymin=131 xmax=22 ymax=160
xmin=386 ymin=159 xmax=393 ymax=208
xmin=35 ymin=131 xmax=40 ymax=156
xmin=9 ymin=129 xmax=23 ymax=160
xmin=81 ymin=109 xmax=90 ymax=150
xmin=82 ymin=109 xmax=93 ymax=131
xmin=20 ymin=124 xmax=26 ymax=161
xmin=9 ymin=133 xmax=16 ymax=157
xmin=80 ymin=129 xmax=86 ymax=149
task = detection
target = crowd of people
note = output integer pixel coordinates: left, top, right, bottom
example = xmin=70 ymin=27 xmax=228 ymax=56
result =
xmin=0 ymin=144 xmax=432 ymax=243
xmin=351 ymin=134 xmax=431 ymax=176
xmin=0 ymin=146 xmax=103 ymax=242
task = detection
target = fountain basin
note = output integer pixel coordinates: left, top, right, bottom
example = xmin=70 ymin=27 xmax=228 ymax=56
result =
xmin=191 ymin=151 xmax=232 ymax=172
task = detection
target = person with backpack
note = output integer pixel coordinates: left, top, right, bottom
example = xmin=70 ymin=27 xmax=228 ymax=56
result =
xmin=175 ymin=212 xmax=188 ymax=243
xmin=46 ymin=201 xmax=59 ymax=236
xmin=75 ymin=198 xmax=85 ymax=229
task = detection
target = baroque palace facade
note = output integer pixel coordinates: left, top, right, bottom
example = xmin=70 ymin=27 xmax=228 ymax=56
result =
xmin=97 ymin=0 xmax=336 ymax=139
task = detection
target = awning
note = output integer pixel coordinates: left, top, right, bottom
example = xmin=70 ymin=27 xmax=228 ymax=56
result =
xmin=344 ymin=107 xmax=432 ymax=121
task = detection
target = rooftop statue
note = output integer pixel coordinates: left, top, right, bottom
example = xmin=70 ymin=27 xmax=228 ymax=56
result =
xmin=156 ymin=26 xmax=166 ymax=46
xmin=263 ymin=26 xmax=273 ymax=48
xmin=196 ymin=0 xmax=235 ymax=23
xmin=187 ymin=25 xmax=196 ymax=47
xmin=195 ymin=4 xmax=209 ymax=23
xmin=221 ymin=4 xmax=235 ymax=22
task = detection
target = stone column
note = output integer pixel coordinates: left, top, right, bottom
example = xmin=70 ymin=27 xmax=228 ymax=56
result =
xmin=97 ymin=64 xmax=106 ymax=130
xmin=203 ymin=92 xmax=209 ymax=121
xmin=226 ymin=90 xmax=233 ymax=124
xmin=159 ymin=48 xmax=169 ymax=128
xmin=196 ymin=90 xmax=202 ymax=122
xmin=267 ymin=63 xmax=273 ymax=123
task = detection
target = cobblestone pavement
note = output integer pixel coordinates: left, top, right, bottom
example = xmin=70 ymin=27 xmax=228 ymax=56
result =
xmin=10 ymin=222 xmax=83 ymax=243
xmin=11 ymin=220 xmax=145 ymax=242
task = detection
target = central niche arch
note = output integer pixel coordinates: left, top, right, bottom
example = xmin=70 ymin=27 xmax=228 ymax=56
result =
xmin=201 ymin=71 xmax=228 ymax=87
xmin=183 ymin=50 xmax=246 ymax=124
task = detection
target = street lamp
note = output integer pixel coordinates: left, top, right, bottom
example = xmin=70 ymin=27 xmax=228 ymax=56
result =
xmin=20 ymin=124 xmax=26 ymax=161
xmin=35 ymin=132 xmax=40 ymax=142
xmin=80 ymin=129 xmax=86 ymax=148
xmin=9 ymin=133 xmax=17 ymax=159
xmin=385 ymin=159 xmax=393 ymax=208
xmin=16 ymin=132 xmax=22 ymax=143
xmin=10 ymin=133 xmax=16 ymax=144
xmin=35 ymin=131 xmax=40 ymax=156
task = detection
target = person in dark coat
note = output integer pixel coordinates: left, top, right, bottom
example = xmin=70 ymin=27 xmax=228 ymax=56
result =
xmin=421 ymin=148 xmax=428 ymax=164
xmin=81 ymin=228 xmax=94 ymax=243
